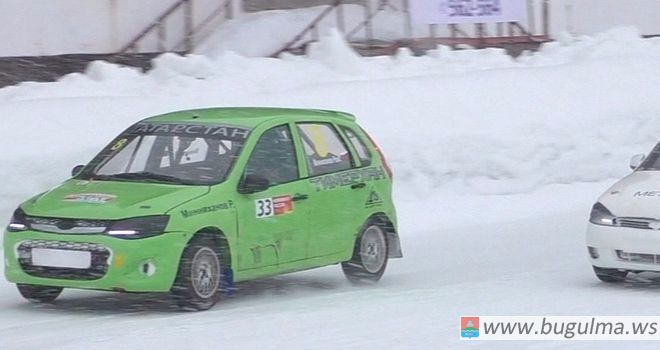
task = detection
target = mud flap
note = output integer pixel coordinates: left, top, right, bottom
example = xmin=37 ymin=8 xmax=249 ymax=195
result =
xmin=387 ymin=232 xmax=403 ymax=258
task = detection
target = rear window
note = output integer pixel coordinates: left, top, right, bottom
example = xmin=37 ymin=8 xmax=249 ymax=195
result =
xmin=340 ymin=126 xmax=372 ymax=167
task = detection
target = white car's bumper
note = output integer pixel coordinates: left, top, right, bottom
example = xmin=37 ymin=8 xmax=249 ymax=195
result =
xmin=586 ymin=223 xmax=660 ymax=272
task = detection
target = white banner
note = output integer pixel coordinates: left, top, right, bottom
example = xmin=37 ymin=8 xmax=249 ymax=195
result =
xmin=409 ymin=0 xmax=528 ymax=25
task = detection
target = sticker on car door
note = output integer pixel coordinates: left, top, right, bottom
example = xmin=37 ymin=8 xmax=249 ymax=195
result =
xmin=255 ymin=195 xmax=293 ymax=218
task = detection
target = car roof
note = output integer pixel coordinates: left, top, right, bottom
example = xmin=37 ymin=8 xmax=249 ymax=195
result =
xmin=142 ymin=107 xmax=356 ymax=128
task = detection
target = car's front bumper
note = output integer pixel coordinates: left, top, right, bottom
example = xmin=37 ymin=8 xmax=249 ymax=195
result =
xmin=586 ymin=223 xmax=660 ymax=272
xmin=3 ymin=230 xmax=189 ymax=292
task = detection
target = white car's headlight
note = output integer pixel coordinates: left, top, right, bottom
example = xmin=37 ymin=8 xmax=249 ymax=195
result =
xmin=589 ymin=202 xmax=617 ymax=226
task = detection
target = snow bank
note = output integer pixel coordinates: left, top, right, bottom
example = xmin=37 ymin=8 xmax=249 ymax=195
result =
xmin=195 ymin=4 xmax=412 ymax=58
xmin=1 ymin=27 xmax=660 ymax=214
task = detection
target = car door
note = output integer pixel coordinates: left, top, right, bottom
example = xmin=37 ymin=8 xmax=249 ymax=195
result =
xmin=296 ymin=122 xmax=363 ymax=258
xmin=235 ymin=124 xmax=310 ymax=270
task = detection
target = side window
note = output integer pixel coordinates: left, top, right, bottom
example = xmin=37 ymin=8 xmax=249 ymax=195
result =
xmin=297 ymin=123 xmax=352 ymax=176
xmin=243 ymin=125 xmax=298 ymax=186
xmin=340 ymin=126 xmax=372 ymax=167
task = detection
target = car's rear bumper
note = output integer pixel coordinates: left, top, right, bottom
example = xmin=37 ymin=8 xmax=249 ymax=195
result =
xmin=586 ymin=223 xmax=660 ymax=272
xmin=3 ymin=230 xmax=189 ymax=292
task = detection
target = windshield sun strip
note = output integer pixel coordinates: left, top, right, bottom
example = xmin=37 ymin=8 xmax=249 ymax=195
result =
xmin=77 ymin=122 xmax=251 ymax=186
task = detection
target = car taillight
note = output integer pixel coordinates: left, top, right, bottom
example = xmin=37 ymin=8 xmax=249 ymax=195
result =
xmin=362 ymin=128 xmax=393 ymax=180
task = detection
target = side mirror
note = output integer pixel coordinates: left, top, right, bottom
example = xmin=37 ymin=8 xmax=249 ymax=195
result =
xmin=630 ymin=154 xmax=646 ymax=170
xmin=71 ymin=164 xmax=85 ymax=177
xmin=238 ymin=174 xmax=270 ymax=194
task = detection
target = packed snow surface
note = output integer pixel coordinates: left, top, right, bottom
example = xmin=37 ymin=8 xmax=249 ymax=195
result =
xmin=2 ymin=28 xmax=660 ymax=349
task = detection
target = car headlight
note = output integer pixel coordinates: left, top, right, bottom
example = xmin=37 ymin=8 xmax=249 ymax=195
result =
xmin=589 ymin=202 xmax=617 ymax=226
xmin=106 ymin=216 xmax=170 ymax=239
xmin=7 ymin=208 xmax=29 ymax=232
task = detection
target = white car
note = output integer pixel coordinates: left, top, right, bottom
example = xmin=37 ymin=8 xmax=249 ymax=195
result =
xmin=586 ymin=152 xmax=660 ymax=282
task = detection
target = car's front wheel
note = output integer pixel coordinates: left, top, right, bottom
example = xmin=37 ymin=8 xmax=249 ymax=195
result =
xmin=17 ymin=284 xmax=63 ymax=303
xmin=342 ymin=222 xmax=389 ymax=284
xmin=593 ymin=266 xmax=628 ymax=283
xmin=172 ymin=236 xmax=223 ymax=311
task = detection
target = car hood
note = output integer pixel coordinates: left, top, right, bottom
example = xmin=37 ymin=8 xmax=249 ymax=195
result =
xmin=21 ymin=179 xmax=209 ymax=219
xmin=600 ymin=171 xmax=660 ymax=218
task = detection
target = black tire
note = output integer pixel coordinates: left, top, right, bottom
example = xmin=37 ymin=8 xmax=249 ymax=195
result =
xmin=593 ymin=266 xmax=628 ymax=283
xmin=342 ymin=222 xmax=389 ymax=284
xmin=17 ymin=284 xmax=62 ymax=303
xmin=171 ymin=236 xmax=223 ymax=311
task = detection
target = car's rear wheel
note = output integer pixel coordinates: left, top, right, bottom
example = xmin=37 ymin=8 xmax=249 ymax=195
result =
xmin=593 ymin=266 xmax=628 ymax=283
xmin=342 ymin=222 xmax=389 ymax=284
xmin=17 ymin=284 xmax=63 ymax=303
xmin=172 ymin=236 xmax=223 ymax=311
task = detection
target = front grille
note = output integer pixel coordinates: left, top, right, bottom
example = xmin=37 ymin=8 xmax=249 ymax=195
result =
xmin=616 ymin=250 xmax=660 ymax=265
xmin=17 ymin=240 xmax=111 ymax=280
xmin=616 ymin=217 xmax=655 ymax=230
xmin=26 ymin=216 xmax=109 ymax=234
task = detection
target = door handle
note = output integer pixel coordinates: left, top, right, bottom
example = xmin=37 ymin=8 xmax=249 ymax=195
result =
xmin=292 ymin=193 xmax=309 ymax=201
xmin=351 ymin=183 xmax=366 ymax=189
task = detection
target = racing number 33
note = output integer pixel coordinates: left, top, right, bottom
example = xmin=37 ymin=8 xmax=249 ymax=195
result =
xmin=255 ymin=198 xmax=274 ymax=218
xmin=255 ymin=196 xmax=294 ymax=218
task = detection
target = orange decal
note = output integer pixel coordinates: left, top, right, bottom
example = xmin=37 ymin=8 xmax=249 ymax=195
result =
xmin=273 ymin=195 xmax=293 ymax=215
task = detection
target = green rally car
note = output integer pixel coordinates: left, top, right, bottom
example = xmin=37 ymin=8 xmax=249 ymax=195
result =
xmin=4 ymin=107 xmax=402 ymax=310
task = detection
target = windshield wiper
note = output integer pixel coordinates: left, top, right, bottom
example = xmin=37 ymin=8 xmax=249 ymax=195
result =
xmin=94 ymin=172 xmax=194 ymax=185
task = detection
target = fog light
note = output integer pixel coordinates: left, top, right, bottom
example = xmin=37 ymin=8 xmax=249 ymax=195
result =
xmin=588 ymin=246 xmax=599 ymax=259
xmin=140 ymin=261 xmax=156 ymax=277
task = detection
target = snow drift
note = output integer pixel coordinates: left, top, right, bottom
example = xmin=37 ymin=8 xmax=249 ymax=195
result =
xmin=2 ymin=27 xmax=660 ymax=211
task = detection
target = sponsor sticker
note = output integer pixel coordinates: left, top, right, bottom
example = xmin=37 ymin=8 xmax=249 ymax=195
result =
xmin=634 ymin=191 xmax=660 ymax=197
xmin=180 ymin=201 xmax=234 ymax=218
xmin=273 ymin=195 xmax=293 ymax=215
xmin=63 ymin=193 xmax=116 ymax=204
xmin=130 ymin=123 xmax=250 ymax=141
xmin=309 ymin=166 xmax=387 ymax=192
xmin=256 ymin=195 xmax=293 ymax=218
xmin=365 ymin=190 xmax=383 ymax=207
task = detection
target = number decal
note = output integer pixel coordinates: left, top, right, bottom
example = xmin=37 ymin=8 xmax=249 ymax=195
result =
xmin=255 ymin=198 xmax=274 ymax=218
xmin=265 ymin=199 xmax=272 ymax=216
xmin=111 ymin=138 xmax=128 ymax=151
xmin=255 ymin=196 xmax=293 ymax=218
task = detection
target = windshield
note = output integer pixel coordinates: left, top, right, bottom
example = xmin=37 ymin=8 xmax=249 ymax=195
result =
xmin=77 ymin=122 xmax=250 ymax=185
xmin=639 ymin=143 xmax=660 ymax=171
